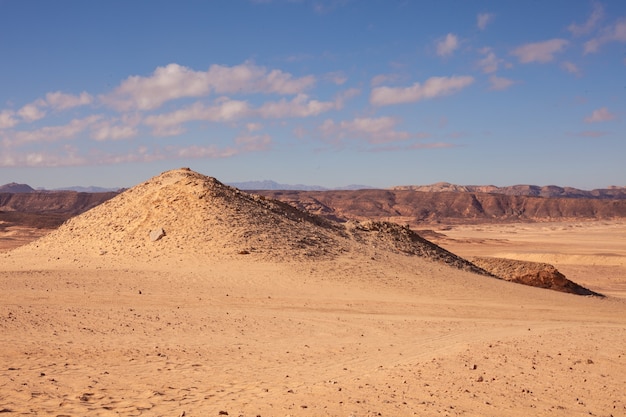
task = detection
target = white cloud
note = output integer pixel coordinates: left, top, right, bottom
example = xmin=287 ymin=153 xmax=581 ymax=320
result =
xmin=568 ymin=3 xmax=604 ymax=36
xmin=477 ymin=13 xmax=494 ymax=30
xmin=143 ymin=99 xmax=251 ymax=136
xmin=370 ymin=73 xmax=403 ymax=87
xmin=511 ymin=39 xmax=568 ymax=63
xmin=370 ymin=75 xmax=474 ymax=106
xmin=90 ymin=119 xmax=139 ymax=141
xmin=4 ymin=115 xmax=102 ymax=147
xmin=319 ymin=116 xmax=427 ymax=144
xmin=175 ymin=144 xmax=238 ymax=159
xmin=0 ymin=147 xmax=87 ymax=167
xmin=18 ymin=103 xmax=47 ymax=122
xmin=0 ymin=110 xmax=18 ymax=129
xmin=584 ymin=18 xmax=626 ymax=54
xmin=235 ymin=133 xmax=272 ymax=151
xmin=246 ymin=122 xmax=263 ymax=132
xmin=477 ymin=47 xmax=501 ymax=73
xmin=584 ymin=107 xmax=617 ymax=123
xmin=561 ymin=61 xmax=581 ymax=76
xmin=45 ymin=91 xmax=93 ymax=110
xmin=257 ymin=94 xmax=336 ymax=118
xmin=436 ymin=33 xmax=459 ymax=57
xmin=174 ymin=134 xmax=271 ymax=159
xmin=333 ymin=88 xmax=360 ymax=109
xmin=325 ymin=71 xmax=347 ymax=85
xmin=143 ymin=93 xmax=336 ymax=137
xmin=1 ymin=91 xmax=94 ymax=129
xmin=488 ymin=75 xmax=516 ymax=91
xmin=101 ymin=62 xmax=316 ymax=111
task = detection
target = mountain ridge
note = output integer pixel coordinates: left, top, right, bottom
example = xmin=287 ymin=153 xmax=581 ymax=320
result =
xmin=3 ymin=180 xmax=625 ymax=198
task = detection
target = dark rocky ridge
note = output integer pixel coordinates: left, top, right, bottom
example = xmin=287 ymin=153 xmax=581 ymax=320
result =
xmin=392 ymin=183 xmax=626 ymax=199
xmin=0 ymin=191 xmax=118 ymax=230
xmin=256 ymin=189 xmax=626 ymax=226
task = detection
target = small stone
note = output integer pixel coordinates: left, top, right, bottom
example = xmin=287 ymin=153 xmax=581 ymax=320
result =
xmin=149 ymin=228 xmax=166 ymax=242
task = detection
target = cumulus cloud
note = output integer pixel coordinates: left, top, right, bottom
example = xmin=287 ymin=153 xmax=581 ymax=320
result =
xmin=477 ymin=13 xmax=494 ymax=30
xmin=0 ymin=110 xmax=18 ymax=129
xmin=17 ymin=103 xmax=47 ymax=122
xmin=101 ymin=62 xmax=316 ymax=111
xmin=436 ymin=33 xmax=459 ymax=57
xmin=319 ymin=116 xmax=429 ymax=144
xmin=489 ymin=75 xmax=518 ymax=91
xmin=370 ymin=75 xmax=474 ymax=106
xmin=584 ymin=107 xmax=617 ymax=123
xmin=583 ymin=18 xmax=626 ymax=54
xmin=488 ymin=75 xmax=517 ymax=91
xmin=477 ymin=47 xmax=501 ymax=73
xmin=174 ymin=134 xmax=271 ymax=159
xmin=511 ymin=39 xmax=568 ymax=63
xmin=1 ymin=91 xmax=94 ymax=130
xmin=143 ymin=99 xmax=251 ymax=136
xmin=325 ymin=71 xmax=347 ymax=85
xmin=334 ymin=88 xmax=360 ymax=109
xmin=234 ymin=133 xmax=272 ymax=152
xmin=257 ymin=94 xmax=336 ymax=118
xmin=143 ymin=93 xmax=337 ymax=137
xmin=90 ymin=116 xmax=139 ymax=141
xmin=3 ymin=115 xmax=102 ymax=147
xmin=561 ymin=61 xmax=581 ymax=76
xmin=246 ymin=122 xmax=263 ymax=132
xmin=568 ymin=3 xmax=604 ymax=36
xmin=175 ymin=144 xmax=238 ymax=159
xmin=45 ymin=91 xmax=93 ymax=110
xmin=370 ymin=73 xmax=403 ymax=87
xmin=0 ymin=147 xmax=87 ymax=167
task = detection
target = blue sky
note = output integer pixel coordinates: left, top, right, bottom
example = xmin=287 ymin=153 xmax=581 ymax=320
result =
xmin=0 ymin=0 xmax=624 ymax=189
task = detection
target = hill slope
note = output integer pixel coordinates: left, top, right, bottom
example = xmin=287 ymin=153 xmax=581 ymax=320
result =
xmin=10 ymin=169 xmax=486 ymax=276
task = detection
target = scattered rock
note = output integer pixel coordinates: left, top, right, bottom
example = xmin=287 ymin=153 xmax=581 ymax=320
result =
xmin=149 ymin=227 xmax=166 ymax=242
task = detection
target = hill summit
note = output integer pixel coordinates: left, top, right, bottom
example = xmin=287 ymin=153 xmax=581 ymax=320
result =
xmin=11 ymin=168 xmax=484 ymax=274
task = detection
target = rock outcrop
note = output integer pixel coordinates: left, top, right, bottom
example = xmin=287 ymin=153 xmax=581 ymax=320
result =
xmin=470 ymin=257 xmax=603 ymax=296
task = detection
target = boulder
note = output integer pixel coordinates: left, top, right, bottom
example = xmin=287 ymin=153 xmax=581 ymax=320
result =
xmin=149 ymin=227 xmax=166 ymax=242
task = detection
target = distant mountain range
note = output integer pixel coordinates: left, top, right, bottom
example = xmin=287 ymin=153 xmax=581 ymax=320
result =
xmin=2 ymin=180 xmax=625 ymax=199
xmin=392 ymin=182 xmax=626 ymax=199
xmin=0 ymin=183 xmax=121 ymax=193
xmin=0 ymin=180 xmax=368 ymax=193
xmin=227 ymin=180 xmax=372 ymax=191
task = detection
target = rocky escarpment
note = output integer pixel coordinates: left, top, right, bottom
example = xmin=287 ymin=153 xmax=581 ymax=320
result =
xmin=256 ymin=189 xmax=626 ymax=226
xmin=470 ymin=257 xmax=603 ymax=296
xmin=392 ymin=183 xmax=626 ymax=199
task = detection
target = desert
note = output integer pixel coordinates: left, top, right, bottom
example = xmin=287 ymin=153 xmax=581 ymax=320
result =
xmin=1 ymin=168 xmax=625 ymax=417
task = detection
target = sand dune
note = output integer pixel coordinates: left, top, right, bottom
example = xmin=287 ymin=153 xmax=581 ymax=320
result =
xmin=1 ymin=169 xmax=625 ymax=416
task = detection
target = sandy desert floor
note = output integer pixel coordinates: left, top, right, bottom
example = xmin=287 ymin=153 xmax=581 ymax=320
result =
xmin=436 ymin=220 xmax=626 ymax=299
xmin=1 ymin=220 xmax=625 ymax=416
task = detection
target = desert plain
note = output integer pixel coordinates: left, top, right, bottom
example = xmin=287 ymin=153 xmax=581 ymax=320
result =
xmin=1 ymin=169 xmax=625 ymax=416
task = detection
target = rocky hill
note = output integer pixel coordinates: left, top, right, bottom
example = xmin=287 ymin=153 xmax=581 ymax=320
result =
xmin=0 ymin=182 xmax=35 ymax=193
xmin=470 ymin=257 xmax=602 ymax=297
xmin=5 ymin=168 xmax=602 ymax=295
xmin=9 ymin=169 xmax=487 ymax=274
